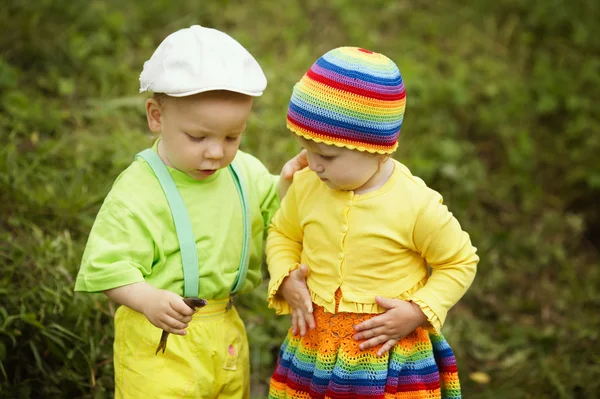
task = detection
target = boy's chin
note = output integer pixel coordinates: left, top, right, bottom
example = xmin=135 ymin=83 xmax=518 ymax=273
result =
xmin=187 ymin=168 xmax=221 ymax=180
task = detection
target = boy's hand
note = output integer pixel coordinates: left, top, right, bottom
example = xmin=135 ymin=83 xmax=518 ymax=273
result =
xmin=278 ymin=264 xmax=315 ymax=336
xmin=279 ymin=150 xmax=308 ymax=199
xmin=142 ymin=289 xmax=195 ymax=336
xmin=352 ymin=296 xmax=427 ymax=356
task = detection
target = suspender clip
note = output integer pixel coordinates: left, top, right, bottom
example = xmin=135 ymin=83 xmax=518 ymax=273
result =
xmin=226 ymin=295 xmax=235 ymax=311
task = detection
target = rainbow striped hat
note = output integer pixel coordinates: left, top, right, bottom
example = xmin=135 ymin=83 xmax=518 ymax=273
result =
xmin=287 ymin=47 xmax=406 ymax=154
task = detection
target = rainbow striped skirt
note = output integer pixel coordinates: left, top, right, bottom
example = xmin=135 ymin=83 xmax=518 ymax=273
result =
xmin=269 ymin=303 xmax=461 ymax=399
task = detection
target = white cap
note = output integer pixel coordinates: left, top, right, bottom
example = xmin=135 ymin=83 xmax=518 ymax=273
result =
xmin=139 ymin=25 xmax=267 ymax=97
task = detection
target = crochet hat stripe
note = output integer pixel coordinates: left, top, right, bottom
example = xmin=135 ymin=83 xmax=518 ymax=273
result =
xmin=315 ymin=58 xmax=403 ymax=88
xmin=324 ymin=48 xmax=398 ymax=75
xmin=287 ymin=47 xmax=405 ymax=154
xmin=287 ymin=120 xmax=399 ymax=153
xmin=293 ymin=92 xmax=404 ymax=126
xmin=289 ymin=101 xmax=403 ymax=133
xmin=296 ymin=83 xmax=406 ymax=119
xmin=288 ymin=108 xmax=400 ymax=145
xmin=302 ymin=79 xmax=406 ymax=112
xmin=311 ymin=62 xmax=404 ymax=96
xmin=306 ymin=69 xmax=404 ymax=101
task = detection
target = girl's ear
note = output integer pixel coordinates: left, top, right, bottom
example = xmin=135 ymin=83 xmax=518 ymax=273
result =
xmin=145 ymin=98 xmax=163 ymax=133
xmin=379 ymin=154 xmax=391 ymax=165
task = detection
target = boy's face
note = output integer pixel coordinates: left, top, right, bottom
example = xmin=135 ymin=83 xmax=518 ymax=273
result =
xmin=146 ymin=91 xmax=253 ymax=180
xmin=296 ymin=136 xmax=388 ymax=193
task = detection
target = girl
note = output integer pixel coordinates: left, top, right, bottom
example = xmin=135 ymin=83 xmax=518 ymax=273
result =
xmin=266 ymin=47 xmax=479 ymax=399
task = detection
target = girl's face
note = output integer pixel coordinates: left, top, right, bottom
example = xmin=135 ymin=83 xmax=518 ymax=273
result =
xmin=146 ymin=91 xmax=253 ymax=180
xmin=296 ymin=136 xmax=391 ymax=194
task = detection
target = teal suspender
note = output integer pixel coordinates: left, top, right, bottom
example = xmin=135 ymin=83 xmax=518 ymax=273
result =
xmin=228 ymin=161 xmax=251 ymax=294
xmin=136 ymin=149 xmax=250 ymax=298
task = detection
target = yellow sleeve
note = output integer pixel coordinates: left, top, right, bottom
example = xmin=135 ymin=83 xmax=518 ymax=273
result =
xmin=265 ymin=180 xmax=303 ymax=314
xmin=407 ymin=190 xmax=479 ymax=333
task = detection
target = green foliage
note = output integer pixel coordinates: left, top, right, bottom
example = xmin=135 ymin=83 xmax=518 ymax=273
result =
xmin=1 ymin=0 xmax=599 ymax=398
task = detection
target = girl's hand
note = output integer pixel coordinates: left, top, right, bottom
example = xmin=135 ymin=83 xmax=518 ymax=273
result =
xmin=142 ymin=289 xmax=196 ymax=336
xmin=278 ymin=264 xmax=315 ymax=336
xmin=353 ymin=296 xmax=427 ymax=356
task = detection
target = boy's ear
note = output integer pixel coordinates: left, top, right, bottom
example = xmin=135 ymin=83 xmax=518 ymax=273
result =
xmin=145 ymin=98 xmax=163 ymax=133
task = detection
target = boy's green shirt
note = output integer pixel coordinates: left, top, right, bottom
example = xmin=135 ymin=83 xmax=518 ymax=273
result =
xmin=75 ymin=144 xmax=279 ymax=299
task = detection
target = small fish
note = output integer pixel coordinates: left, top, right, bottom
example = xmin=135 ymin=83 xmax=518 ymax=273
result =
xmin=155 ymin=297 xmax=208 ymax=355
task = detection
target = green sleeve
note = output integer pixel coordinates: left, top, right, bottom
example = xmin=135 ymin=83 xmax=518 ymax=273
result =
xmin=240 ymin=152 xmax=280 ymax=232
xmin=75 ymin=198 xmax=154 ymax=293
xmin=261 ymin=173 xmax=280 ymax=230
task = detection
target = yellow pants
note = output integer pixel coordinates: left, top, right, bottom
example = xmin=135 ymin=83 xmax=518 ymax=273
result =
xmin=113 ymin=299 xmax=250 ymax=399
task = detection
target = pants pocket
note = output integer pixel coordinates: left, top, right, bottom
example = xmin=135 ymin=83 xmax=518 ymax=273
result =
xmin=223 ymin=328 xmax=240 ymax=371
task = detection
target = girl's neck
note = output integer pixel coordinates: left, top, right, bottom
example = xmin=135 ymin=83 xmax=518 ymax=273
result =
xmin=354 ymin=158 xmax=395 ymax=195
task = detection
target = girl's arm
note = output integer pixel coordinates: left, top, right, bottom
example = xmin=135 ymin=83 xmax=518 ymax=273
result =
xmin=353 ymin=189 xmax=478 ymax=354
xmin=406 ymin=190 xmax=479 ymax=331
xmin=266 ymin=177 xmax=314 ymax=334
xmin=277 ymin=264 xmax=314 ymax=336
xmin=353 ymin=296 xmax=427 ymax=356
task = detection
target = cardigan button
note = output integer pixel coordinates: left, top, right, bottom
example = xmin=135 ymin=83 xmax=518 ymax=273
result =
xmin=338 ymin=253 xmax=344 ymax=260
xmin=341 ymin=225 xmax=348 ymax=233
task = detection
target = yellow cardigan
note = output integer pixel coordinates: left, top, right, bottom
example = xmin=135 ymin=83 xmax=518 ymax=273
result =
xmin=266 ymin=160 xmax=479 ymax=333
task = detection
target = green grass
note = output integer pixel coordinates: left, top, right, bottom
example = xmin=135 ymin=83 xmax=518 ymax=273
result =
xmin=1 ymin=0 xmax=599 ymax=398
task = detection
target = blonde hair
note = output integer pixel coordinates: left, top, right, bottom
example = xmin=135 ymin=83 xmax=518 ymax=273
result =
xmin=152 ymin=92 xmax=169 ymax=104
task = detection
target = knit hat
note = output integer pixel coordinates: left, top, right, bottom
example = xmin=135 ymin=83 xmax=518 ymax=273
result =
xmin=139 ymin=25 xmax=267 ymax=97
xmin=287 ymin=47 xmax=406 ymax=154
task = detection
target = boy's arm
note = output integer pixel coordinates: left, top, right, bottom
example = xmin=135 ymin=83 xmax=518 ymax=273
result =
xmin=104 ymin=282 xmax=194 ymax=336
xmin=76 ymin=198 xmax=196 ymax=334
xmin=75 ymin=199 xmax=153 ymax=293
xmin=252 ymin=150 xmax=308 ymax=231
xmin=278 ymin=150 xmax=307 ymax=200
xmin=104 ymin=282 xmax=157 ymax=312
xmin=407 ymin=190 xmax=479 ymax=333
